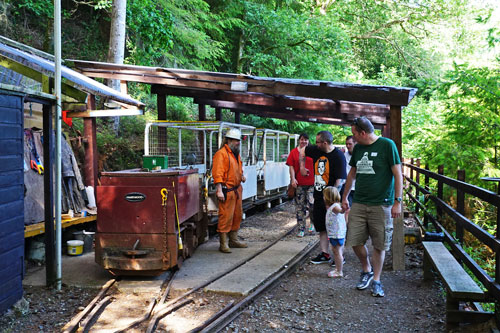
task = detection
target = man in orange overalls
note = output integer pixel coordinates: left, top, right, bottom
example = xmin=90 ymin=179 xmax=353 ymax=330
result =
xmin=212 ymin=128 xmax=247 ymax=253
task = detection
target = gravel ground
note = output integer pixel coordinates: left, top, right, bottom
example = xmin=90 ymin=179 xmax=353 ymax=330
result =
xmin=1 ymin=201 xmax=498 ymax=332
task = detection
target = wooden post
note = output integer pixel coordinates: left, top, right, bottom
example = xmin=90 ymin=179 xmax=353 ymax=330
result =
xmin=456 ymin=170 xmax=465 ymax=244
xmin=410 ymin=158 xmax=414 ymax=183
xmin=382 ymin=122 xmax=390 ymax=138
xmin=496 ymin=182 xmax=500 ymax=328
xmin=235 ymin=110 xmax=240 ymax=124
xmin=215 ymin=107 xmax=222 ymax=121
xmin=157 ymin=93 xmax=167 ymax=155
xmin=389 ymin=105 xmax=404 ymax=271
xmin=198 ymin=104 xmax=206 ymax=121
xmin=120 ymin=80 xmax=128 ymax=94
xmin=437 ymin=165 xmax=444 ymax=222
xmin=198 ymin=104 xmax=206 ymax=167
xmin=389 ymin=105 xmax=402 ymax=159
xmin=416 ymin=159 xmax=421 ymax=216
xmin=84 ymin=95 xmax=98 ymax=190
xmin=424 ymin=163 xmax=430 ymax=228
xmin=42 ymin=102 xmax=55 ymax=286
xmin=157 ymin=93 xmax=167 ymax=121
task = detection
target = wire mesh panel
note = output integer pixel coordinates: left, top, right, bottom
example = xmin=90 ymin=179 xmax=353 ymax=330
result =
xmin=145 ymin=121 xmax=256 ymax=171
xmin=145 ymin=124 xmax=205 ymax=168
xmin=240 ymin=134 xmax=253 ymax=166
xmin=279 ymin=136 xmax=289 ymax=162
xmin=266 ymin=137 xmax=276 ymax=162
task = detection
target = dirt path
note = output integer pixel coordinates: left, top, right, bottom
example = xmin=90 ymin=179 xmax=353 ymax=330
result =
xmin=2 ymin=201 xmax=497 ymax=332
xmin=228 ymin=243 xmax=446 ymax=332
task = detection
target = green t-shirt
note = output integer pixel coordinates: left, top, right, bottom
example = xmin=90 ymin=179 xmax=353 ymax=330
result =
xmin=350 ymin=137 xmax=401 ymax=205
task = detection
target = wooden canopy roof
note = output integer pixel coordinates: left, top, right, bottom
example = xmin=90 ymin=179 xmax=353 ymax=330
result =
xmin=69 ymin=60 xmax=417 ymax=128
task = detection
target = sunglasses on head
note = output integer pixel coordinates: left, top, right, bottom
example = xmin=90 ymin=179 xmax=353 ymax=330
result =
xmin=353 ymin=117 xmax=368 ymax=132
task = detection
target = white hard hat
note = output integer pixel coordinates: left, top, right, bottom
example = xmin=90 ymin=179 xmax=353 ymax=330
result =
xmin=225 ymin=128 xmax=241 ymax=140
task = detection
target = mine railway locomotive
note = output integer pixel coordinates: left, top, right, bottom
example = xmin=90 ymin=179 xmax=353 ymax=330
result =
xmin=96 ymin=121 xmax=297 ymax=275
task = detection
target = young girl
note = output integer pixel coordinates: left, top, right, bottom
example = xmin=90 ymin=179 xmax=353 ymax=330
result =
xmin=323 ymin=186 xmax=347 ymax=278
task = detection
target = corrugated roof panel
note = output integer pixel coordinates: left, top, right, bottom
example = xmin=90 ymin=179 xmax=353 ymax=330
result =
xmin=0 ymin=41 xmax=144 ymax=108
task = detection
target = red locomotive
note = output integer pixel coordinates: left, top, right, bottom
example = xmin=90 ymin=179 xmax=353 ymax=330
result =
xmin=96 ymin=168 xmax=206 ymax=276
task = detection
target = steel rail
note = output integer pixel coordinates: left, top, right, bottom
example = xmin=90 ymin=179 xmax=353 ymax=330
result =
xmin=62 ymin=279 xmax=116 ymax=333
xmin=78 ymin=295 xmax=112 ymax=332
xmin=62 ymin=206 xmax=305 ymax=332
xmin=146 ymin=298 xmax=194 ymax=332
xmin=200 ymin=240 xmax=318 ymax=332
xmin=187 ymin=301 xmax=236 ymax=333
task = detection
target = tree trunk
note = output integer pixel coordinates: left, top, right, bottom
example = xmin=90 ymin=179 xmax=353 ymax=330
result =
xmin=107 ymin=0 xmax=127 ymax=135
xmin=235 ymin=31 xmax=244 ymax=74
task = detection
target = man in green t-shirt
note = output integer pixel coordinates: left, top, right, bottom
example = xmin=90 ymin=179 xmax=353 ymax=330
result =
xmin=341 ymin=116 xmax=403 ymax=298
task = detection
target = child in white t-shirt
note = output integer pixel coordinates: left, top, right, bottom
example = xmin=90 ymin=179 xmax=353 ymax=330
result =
xmin=323 ymin=186 xmax=347 ymax=278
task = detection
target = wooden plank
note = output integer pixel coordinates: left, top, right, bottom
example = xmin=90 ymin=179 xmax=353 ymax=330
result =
xmin=84 ymin=97 xmax=98 ymax=190
xmin=447 ymin=310 xmax=494 ymax=324
xmin=24 ymin=215 xmax=97 ymax=238
xmin=422 ymin=242 xmax=484 ymax=300
xmin=392 ymin=212 xmax=405 ymax=271
xmin=61 ymin=103 xmax=88 ymax=111
xmin=66 ymin=108 xmax=143 ymax=118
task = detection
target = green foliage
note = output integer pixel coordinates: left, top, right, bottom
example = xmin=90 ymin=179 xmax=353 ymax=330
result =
xmin=96 ymin=117 xmax=148 ymax=171
xmin=13 ymin=0 xmax=53 ymax=18
xmin=322 ymin=0 xmax=467 ymax=81
xmin=93 ymin=0 xmax=112 ymax=10
xmin=437 ymin=63 xmax=500 ymax=182
xmin=154 ymin=0 xmax=241 ymax=70
xmin=126 ymin=0 xmax=174 ymax=65
xmin=235 ymin=2 xmax=351 ymax=80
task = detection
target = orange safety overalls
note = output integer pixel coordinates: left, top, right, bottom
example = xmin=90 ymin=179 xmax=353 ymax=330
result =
xmin=212 ymin=144 xmax=244 ymax=233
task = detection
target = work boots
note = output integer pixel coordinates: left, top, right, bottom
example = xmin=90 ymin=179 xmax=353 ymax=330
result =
xmin=228 ymin=230 xmax=248 ymax=248
xmin=219 ymin=233 xmax=231 ymax=253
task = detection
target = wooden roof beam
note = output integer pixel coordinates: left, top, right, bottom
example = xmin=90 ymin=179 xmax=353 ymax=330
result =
xmin=194 ymin=99 xmax=387 ymax=126
xmin=194 ymin=98 xmax=343 ymax=120
xmin=78 ymin=65 xmax=415 ymax=106
xmin=233 ymin=107 xmax=349 ymax=126
xmin=154 ymin=85 xmax=389 ymax=116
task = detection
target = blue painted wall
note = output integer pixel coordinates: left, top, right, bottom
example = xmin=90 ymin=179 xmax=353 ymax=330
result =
xmin=0 ymin=92 xmax=25 ymax=314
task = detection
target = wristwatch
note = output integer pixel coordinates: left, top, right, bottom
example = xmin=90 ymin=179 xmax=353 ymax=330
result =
xmin=396 ymin=197 xmax=402 ymax=203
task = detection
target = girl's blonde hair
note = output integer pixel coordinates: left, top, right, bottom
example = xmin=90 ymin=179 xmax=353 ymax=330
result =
xmin=323 ymin=186 xmax=341 ymax=206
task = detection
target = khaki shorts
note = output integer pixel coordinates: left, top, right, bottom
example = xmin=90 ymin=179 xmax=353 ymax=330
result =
xmin=346 ymin=203 xmax=393 ymax=251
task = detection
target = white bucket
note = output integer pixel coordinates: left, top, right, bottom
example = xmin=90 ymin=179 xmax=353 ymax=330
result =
xmin=67 ymin=240 xmax=84 ymax=256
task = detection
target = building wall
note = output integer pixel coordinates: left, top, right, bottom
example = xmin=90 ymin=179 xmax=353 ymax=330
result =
xmin=0 ymin=92 xmax=25 ymax=314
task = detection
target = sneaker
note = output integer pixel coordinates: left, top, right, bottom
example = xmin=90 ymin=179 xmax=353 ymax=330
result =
xmin=356 ymin=270 xmax=374 ymax=290
xmin=328 ymin=270 xmax=343 ymax=278
xmin=331 ymin=258 xmax=346 ymax=267
xmin=297 ymin=229 xmax=305 ymax=237
xmin=308 ymin=224 xmax=315 ymax=233
xmin=310 ymin=253 xmax=330 ymax=264
xmin=371 ymin=280 xmax=385 ymax=297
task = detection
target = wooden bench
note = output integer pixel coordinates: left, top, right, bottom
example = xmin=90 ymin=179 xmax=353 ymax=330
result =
xmin=422 ymin=241 xmax=492 ymax=327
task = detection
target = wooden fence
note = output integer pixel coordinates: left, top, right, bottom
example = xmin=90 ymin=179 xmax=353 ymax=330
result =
xmin=403 ymin=159 xmax=500 ymax=321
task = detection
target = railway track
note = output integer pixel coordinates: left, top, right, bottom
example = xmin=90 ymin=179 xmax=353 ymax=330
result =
xmin=62 ymin=222 xmax=318 ymax=332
